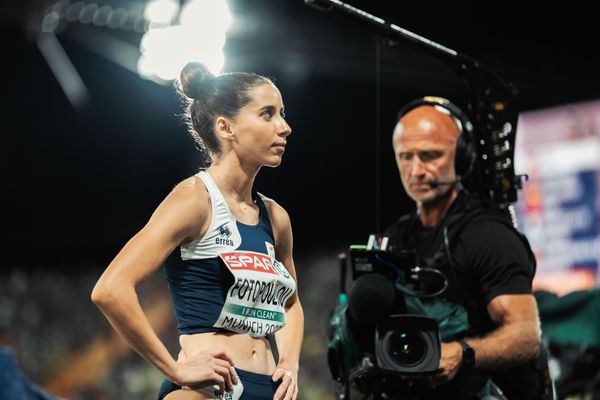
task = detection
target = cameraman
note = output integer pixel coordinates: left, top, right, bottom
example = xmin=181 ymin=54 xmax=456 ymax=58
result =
xmin=384 ymin=100 xmax=541 ymax=399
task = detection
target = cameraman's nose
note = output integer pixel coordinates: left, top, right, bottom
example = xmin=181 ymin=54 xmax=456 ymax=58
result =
xmin=409 ymin=158 xmax=426 ymax=178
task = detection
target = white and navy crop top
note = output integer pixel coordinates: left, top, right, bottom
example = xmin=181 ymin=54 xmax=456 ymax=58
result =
xmin=163 ymin=171 xmax=296 ymax=338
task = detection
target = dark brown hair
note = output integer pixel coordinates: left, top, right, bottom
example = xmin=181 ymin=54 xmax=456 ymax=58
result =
xmin=177 ymin=62 xmax=271 ymax=162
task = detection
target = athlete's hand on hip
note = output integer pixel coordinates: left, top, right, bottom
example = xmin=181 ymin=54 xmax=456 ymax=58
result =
xmin=174 ymin=349 xmax=238 ymax=393
xmin=272 ymin=366 xmax=298 ymax=400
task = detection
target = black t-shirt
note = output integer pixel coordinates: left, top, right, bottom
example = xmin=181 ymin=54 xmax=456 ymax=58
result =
xmin=385 ymin=192 xmax=535 ymax=332
xmin=384 ymin=192 xmax=538 ymax=399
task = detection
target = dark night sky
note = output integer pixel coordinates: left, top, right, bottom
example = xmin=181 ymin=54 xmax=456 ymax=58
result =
xmin=3 ymin=0 xmax=600 ymax=269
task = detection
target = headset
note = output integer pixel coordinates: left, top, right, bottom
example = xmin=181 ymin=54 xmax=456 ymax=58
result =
xmin=395 ymin=96 xmax=477 ymax=186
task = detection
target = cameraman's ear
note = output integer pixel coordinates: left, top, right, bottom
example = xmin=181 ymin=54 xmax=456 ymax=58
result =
xmin=215 ymin=116 xmax=235 ymax=141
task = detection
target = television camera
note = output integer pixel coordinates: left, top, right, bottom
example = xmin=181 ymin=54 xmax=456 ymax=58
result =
xmin=327 ymin=236 xmax=458 ymax=399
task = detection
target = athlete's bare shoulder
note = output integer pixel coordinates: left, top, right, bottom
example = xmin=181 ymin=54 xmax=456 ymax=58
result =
xmin=167 ymin=175 xmax=210 ymax=211
xmin=148 ymin=174 xmax=212 ymax=242
xmin=258 ymin=193 xmax=291 ymax=235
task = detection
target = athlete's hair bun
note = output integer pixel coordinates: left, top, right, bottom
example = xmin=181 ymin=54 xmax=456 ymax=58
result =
xmin=179 ymin=62 xmax=216 ymax=100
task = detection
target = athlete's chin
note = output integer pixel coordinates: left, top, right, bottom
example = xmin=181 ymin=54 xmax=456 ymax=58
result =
xmin=262 ymin=156 xmax=284 ymax=168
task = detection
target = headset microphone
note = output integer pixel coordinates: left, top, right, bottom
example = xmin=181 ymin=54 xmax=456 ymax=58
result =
xmin=427 ymin=178 xmax=460 ymax=189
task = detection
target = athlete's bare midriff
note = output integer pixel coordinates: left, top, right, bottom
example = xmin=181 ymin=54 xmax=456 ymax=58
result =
xmin=179 ymin=332 xmax=277 ymax=374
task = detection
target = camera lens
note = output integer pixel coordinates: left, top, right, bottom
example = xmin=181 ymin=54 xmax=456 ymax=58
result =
xmin=387 ymin=332 xmax=426 ymax=366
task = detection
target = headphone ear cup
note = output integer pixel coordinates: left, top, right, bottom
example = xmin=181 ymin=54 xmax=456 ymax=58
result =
xmin=454 ymin=132 xmax=476 ymax=178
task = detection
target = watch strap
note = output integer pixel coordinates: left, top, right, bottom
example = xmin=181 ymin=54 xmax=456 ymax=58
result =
xmin=459 ymin=339 xmax=475 ymax=369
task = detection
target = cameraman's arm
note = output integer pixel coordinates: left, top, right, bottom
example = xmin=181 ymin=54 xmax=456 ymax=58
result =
xmin=435 ymin=219 xmax=541 ymax=383
xmin=435 ymin=293 xmax=540 ymax=382
xmin=469 ymin=293 xmax=541 ymax=368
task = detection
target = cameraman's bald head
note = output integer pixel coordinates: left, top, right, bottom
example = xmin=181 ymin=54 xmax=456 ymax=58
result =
xmin=393 ymin=105 xmax=461 ymax=149
xmin=392 ymin=105 xmax=462 ymax=209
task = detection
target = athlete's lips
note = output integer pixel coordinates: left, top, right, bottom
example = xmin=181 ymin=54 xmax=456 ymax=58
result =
xmin=272 ymin=142 xmax=286 ymax=150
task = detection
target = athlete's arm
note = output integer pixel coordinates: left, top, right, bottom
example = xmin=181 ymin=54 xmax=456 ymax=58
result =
xmin=91 ymin=177 xmax=237 ymax=392
xmin=262 ymin=196 xmax=304 ymax=400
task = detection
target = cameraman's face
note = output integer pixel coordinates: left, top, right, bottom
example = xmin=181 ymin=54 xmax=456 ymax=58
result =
xmin=392 ymin=106 xmax=460 ymax=206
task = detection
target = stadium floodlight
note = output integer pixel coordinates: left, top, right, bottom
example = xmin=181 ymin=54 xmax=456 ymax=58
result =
xmin=138 ymin=0 xmax=231 ymax=82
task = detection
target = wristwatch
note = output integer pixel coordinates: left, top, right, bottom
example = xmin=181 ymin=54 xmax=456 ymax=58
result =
xmin=459 ymin=339 xmax=475 ymax=369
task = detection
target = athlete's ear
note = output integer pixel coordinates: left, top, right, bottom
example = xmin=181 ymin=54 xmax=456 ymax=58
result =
xmin=215 ymin=116 xmax=235 ymax=141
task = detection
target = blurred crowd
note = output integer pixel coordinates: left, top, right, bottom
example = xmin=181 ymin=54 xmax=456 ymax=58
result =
xmin=0 ymin=251 xmax=340 ymax=399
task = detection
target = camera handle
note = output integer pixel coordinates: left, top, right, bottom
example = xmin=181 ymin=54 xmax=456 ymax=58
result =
xmin=374 ymin=254 xmax=449 ymax=298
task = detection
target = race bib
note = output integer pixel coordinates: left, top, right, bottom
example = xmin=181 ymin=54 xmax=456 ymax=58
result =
xmin=215 ymin=243 xmax=296 ymax=337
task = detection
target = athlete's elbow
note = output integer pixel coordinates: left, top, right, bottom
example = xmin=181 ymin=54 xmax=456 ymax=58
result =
xmin=91 ymin=280 xmax=117 ymax=308
xmin=91 ymin=284 xmax=106 ymax=306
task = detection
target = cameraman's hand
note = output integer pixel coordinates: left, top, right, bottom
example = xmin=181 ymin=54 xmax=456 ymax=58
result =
xmin=429 ymin=342 xmax=463 ymax=387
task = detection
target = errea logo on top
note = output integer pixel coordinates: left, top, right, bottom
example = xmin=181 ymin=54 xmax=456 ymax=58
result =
xmin=216 ymin=223 xmax=234 ymax=246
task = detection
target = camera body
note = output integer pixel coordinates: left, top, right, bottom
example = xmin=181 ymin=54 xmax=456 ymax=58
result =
xmin=348 ymin=245 xmax=442 ymax=376
xmin=327 ymin=237 xmax=446 ymax=398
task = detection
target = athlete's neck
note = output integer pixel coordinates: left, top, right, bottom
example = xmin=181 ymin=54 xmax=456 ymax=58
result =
xmin=207 ymin=154 xmax=259 ymax=205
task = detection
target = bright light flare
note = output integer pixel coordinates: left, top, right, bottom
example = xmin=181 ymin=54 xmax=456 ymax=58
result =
xmin=144 ymin=0 xmax=179 ymax=26
xmin=138 ymin=0 xmax=231 ymax=82
xmin=179 ymin=0 xmax=232 ymax=32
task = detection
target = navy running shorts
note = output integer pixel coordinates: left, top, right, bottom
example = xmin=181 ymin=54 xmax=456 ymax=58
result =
xmin=158 ymin=368 xmax=280 ymax=400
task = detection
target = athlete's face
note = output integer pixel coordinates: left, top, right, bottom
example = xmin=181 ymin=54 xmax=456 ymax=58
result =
xmin=230 ymin=83 xmax=291 ymax=168
xmin=392 ymin=106 xmax=459 ymax=206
